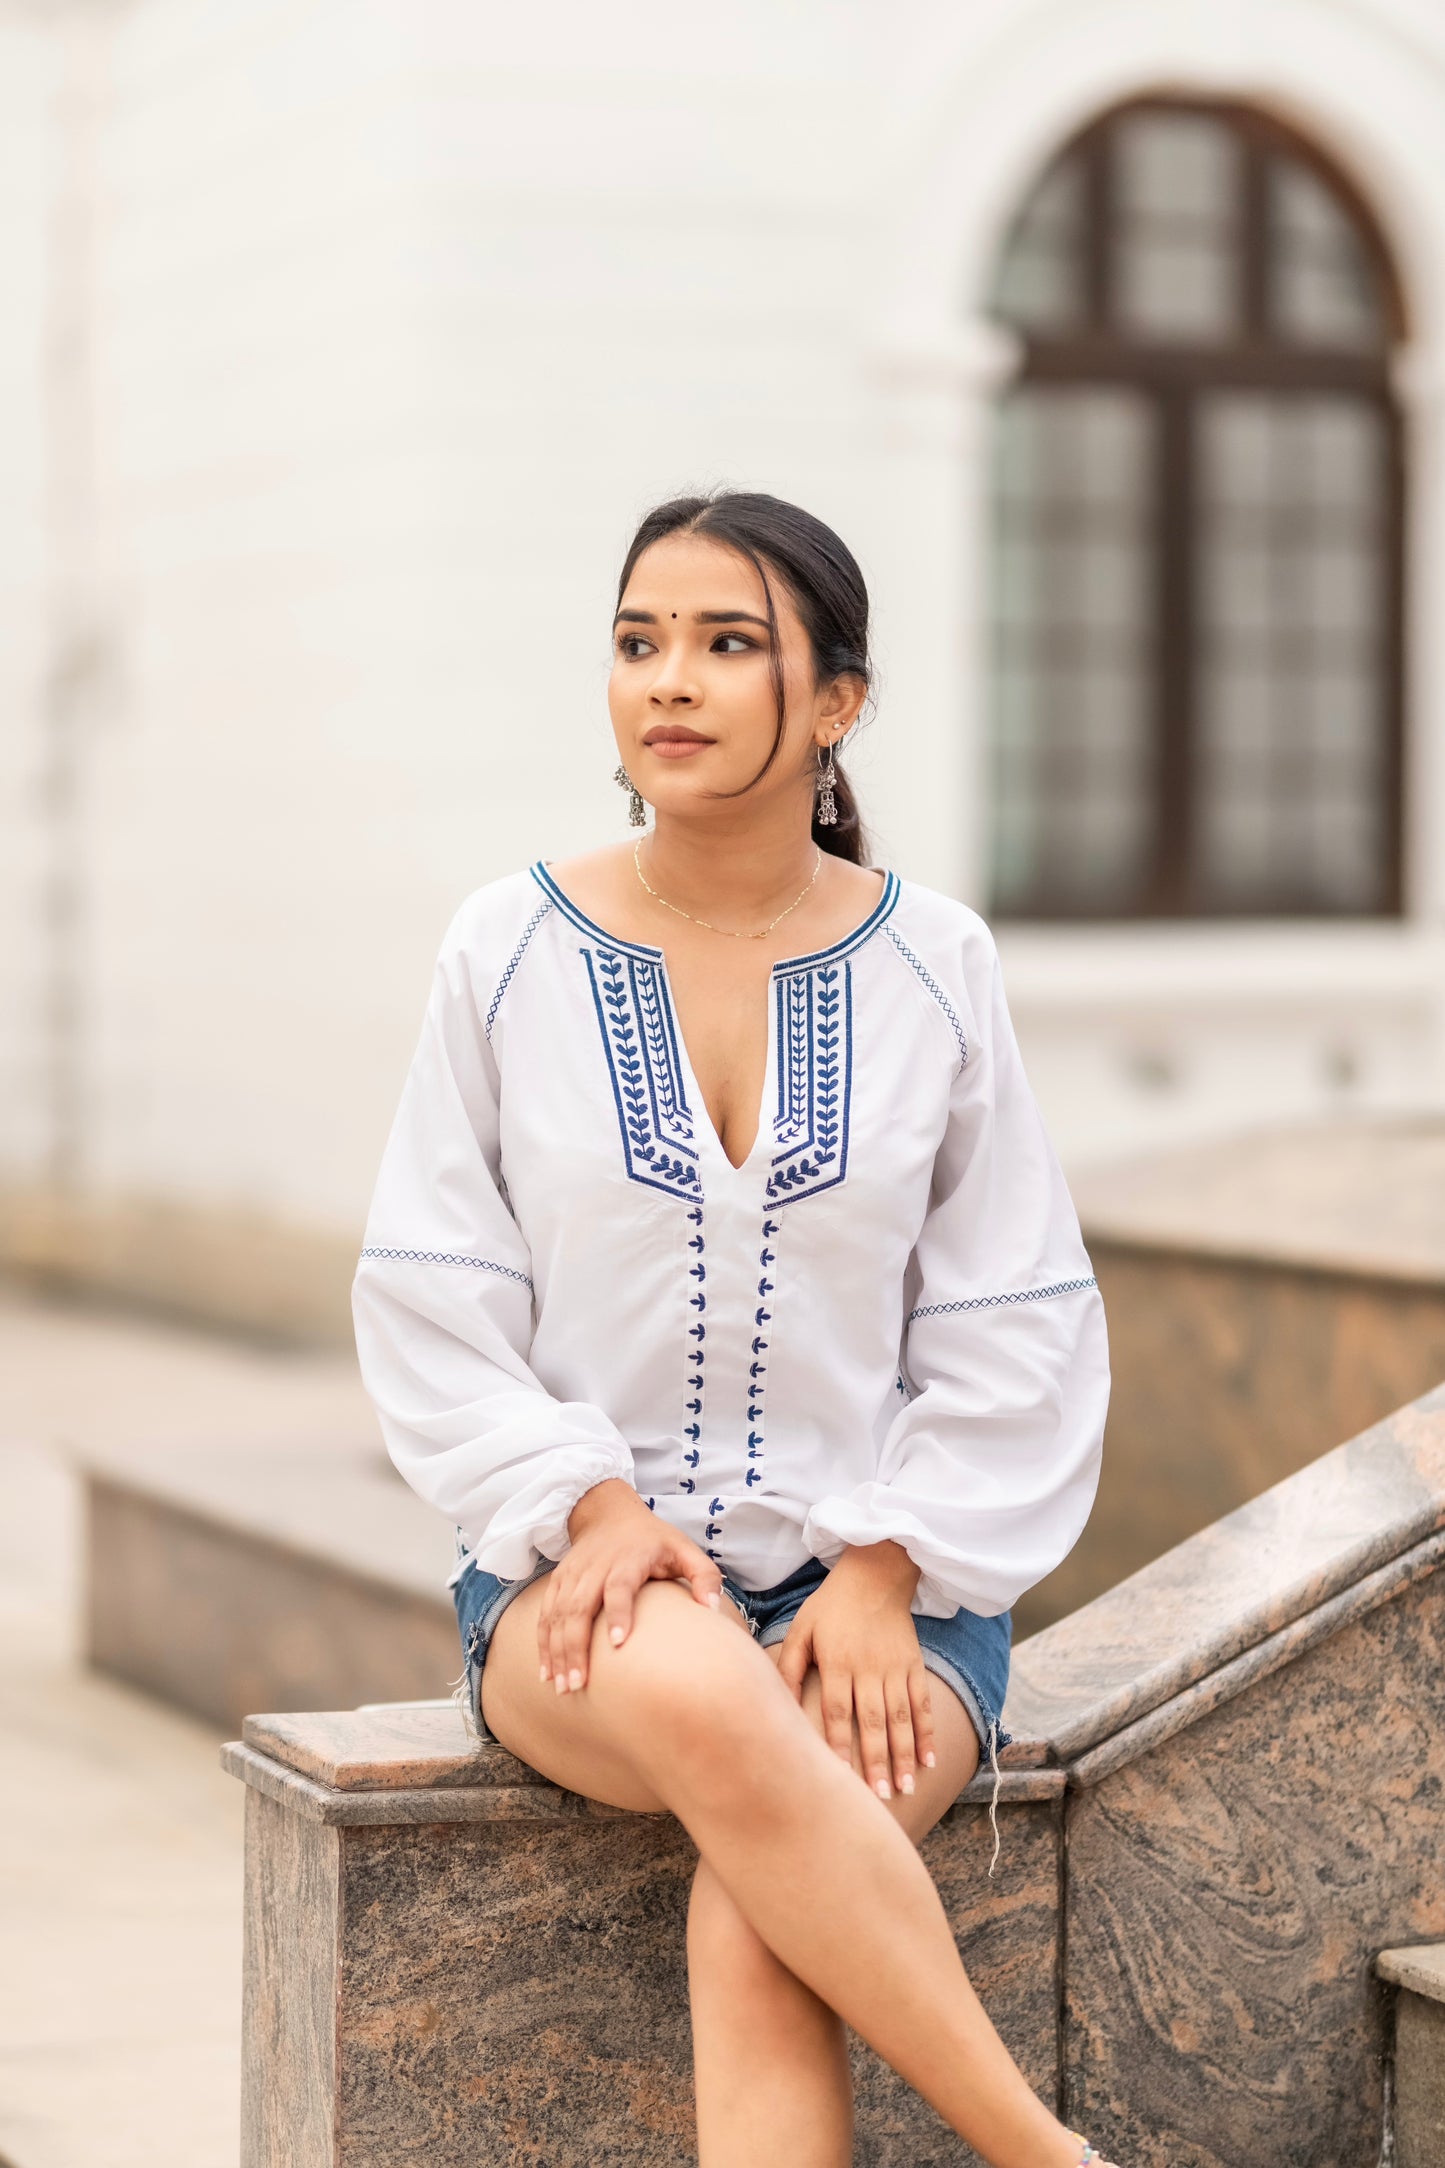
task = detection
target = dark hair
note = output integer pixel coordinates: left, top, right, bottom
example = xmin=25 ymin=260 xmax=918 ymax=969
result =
xmin=615 ymin=489 xmax=874 ymax=865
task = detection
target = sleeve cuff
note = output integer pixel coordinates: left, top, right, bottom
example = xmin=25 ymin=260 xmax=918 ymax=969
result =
xmin=802 ymin=1492 xmax=1010 ymax=1621
xmin=469 ymin=1447 xmax=636 ymax=1581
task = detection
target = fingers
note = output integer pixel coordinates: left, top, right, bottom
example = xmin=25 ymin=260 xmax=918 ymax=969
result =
xmin=853 ymin=1673 xmax=896 ymax=1800
xmin=818 ymin=1668 xmax=855 ymax=1772
xmin=537 ymin=1571 xmax=602 ymax=1694
xmin=601 ymin=1564 xmax=641 ymax=1652
xmin=814 ymin=1664 xmax=931 ymax=1802
xmin=884 ymin=1669 xmax=919 ymax=1797
xmin=907 ymin=1661 xmax=937 ymax=1775
xmin=681 ymin=1554 xmax=724 ymax=1614
xmin=774 ymin=1619 xmax=812 ymax=1702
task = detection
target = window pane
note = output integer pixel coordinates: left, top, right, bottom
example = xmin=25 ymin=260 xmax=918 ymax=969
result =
xmin=990 ymin=152 xmax=1087 ymax=332
xmin=1195 ymin=392 xmax=1391 ymax=911
xmin=990 ymin=388 xmax=1156 ymax=912
xmin=1113 ymin=111 xmax=1241 ymax=339
xmin=1270 ymin=156 xmax=1387 ymax=351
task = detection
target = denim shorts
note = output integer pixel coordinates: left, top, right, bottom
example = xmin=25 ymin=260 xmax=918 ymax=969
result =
xmin=449 ymin=1550 xmax=1015 ymax=1867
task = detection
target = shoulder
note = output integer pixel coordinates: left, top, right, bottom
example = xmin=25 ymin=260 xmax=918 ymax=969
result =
xmin=884 ymin=875 xmax=1001 ymax=986
xmin=436 ymin=864 xmax=552 ymax=967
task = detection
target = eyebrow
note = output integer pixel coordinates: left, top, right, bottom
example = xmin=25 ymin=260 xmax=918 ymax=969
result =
xmin=612 ymin=608 xmax=771 ymax=629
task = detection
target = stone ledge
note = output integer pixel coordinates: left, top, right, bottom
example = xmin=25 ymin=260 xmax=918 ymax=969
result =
xmin=1007 ymin=1386 xmax=1445 ymax=1759
xmin=1378 ymin=1942 xmax=1445 ymax=2002
xmin=227 ymin=1713 xmax=1069 ymax=1825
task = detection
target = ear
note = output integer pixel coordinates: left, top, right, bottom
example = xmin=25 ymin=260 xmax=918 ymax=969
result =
xmin=814 ymin=671 xmax=866 ymax=742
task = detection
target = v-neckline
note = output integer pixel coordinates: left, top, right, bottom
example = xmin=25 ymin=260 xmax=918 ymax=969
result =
xmin=531 ymin=857 xmax=902 ymax=1177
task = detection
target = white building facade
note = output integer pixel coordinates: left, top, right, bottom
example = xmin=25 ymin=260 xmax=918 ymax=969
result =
xmin=2 ymin=0 xmax=1443 ymax=1331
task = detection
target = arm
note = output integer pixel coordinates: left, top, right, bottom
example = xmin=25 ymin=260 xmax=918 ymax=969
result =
xmin=802 ymin=919 xmax=1110 ymax=1620
xmin=351 ymin=898 xmax=637 ymax=1581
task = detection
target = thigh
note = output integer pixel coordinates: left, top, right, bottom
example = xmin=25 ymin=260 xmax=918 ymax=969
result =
xmin=480 ymin=1570 xmax=758 ymax=1814
xmin=763 ymin=1646 xmax=981 ymax=1845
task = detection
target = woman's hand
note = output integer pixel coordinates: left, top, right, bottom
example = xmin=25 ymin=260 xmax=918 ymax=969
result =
xmin=775 ymin=1542 xmax=935 ymax=1801
xmin=538 ymin=1478 xmax=723 ymax=1696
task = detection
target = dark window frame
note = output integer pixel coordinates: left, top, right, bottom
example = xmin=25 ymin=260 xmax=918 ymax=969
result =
xmin=988 ymin=94 xmax=1408 ymax=923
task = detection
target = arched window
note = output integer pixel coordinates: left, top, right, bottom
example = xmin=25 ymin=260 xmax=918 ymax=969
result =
xmin=985 ymin=97 xmax=1405 ymax=919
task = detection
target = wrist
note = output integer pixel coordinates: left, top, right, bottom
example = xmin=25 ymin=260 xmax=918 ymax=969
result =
xmin=832 ymin=1538 xmax=919 ymax=1605
xmin=567 ymin=1476 xmax=642 ymax=1542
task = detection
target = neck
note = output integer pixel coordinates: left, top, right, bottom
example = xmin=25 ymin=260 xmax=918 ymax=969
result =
xmin=639 ymin=813 xmax=828 ymax=921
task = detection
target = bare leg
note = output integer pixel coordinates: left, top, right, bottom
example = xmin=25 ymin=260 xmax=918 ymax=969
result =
xmin=687 ymin=1647 xmax=984 ymax=2167
xmin=481 ymin=1575 xmax=1092 ymax=2168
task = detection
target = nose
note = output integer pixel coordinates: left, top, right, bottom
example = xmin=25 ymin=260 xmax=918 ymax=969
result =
xmin=648 ymin=643 xmax=700 ymax=706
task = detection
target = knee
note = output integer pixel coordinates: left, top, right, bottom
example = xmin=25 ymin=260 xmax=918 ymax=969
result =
xmin=612 ymin=1635 xmax=783 ymax=1796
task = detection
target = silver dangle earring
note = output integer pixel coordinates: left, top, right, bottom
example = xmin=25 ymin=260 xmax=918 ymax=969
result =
xmin=613 ymin=762 xmax=647 ymax=827
xmin=814 ymin=738 xmax=839 ymax=826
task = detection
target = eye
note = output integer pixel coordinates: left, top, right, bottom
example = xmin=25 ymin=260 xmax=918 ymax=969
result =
xmin=616 ymin=633 xmax=653 ymax=659
xmin=712 ymin=632 xmax=756 ymax=654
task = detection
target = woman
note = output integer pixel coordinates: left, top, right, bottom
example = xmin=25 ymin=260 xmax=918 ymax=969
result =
xmin=352 ymin=490 xmax=1118 ymax=2166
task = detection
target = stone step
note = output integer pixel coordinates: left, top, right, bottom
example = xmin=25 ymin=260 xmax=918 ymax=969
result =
xmin=70 ymin=1434 xmax=459 ymax=1732
xmin=1377 ymin=1944 xmax=1445 ymax=2168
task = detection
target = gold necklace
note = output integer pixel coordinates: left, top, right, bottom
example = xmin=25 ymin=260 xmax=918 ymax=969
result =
xmin=633 ymin=837 xmax=823 ymax=941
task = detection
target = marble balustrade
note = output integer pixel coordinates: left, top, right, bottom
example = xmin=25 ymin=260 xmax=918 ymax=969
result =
xmin=227 ymin=1383 xmax=1445 ymax=2167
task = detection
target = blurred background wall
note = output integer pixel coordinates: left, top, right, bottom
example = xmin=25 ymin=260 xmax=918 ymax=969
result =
xmin=3 ymin=0 xmax=1445 ymax=1344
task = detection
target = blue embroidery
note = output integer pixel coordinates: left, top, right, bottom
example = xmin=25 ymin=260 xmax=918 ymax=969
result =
xmin=679 ymin=1202 xmax=708 ymax=1495
xmin=359 ymin=1248 xmax=534 ymax=1290
xmin=485 ymin=899 xmax=554 ymax=1041
xmin=765 ymin=961 xmax=852 ymax=1206
xmin=582 ymin=945 xmax=702 ymax=1200
xmin=883 ymin=926 xmax=968 ymax=1069
xmin=740 ymin=1212 xmax=781 ymax=1496
xmin=907 ymin=1276 xmax=1097 ymax=1322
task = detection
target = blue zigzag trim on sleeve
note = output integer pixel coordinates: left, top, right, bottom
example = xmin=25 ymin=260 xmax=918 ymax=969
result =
xmin=485 ymin=899 xmax=554 ymax=1040
xmin=360 ymin=1247 xmax=534 ymax=1291
xmin=907 ymin=1275 xmax=1096 ymax=1322
xmin=883 ymin=926 xmax=968 ymax=1068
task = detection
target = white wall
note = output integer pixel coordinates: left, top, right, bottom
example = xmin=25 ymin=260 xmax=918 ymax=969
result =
xmin=4 ymin=0 xmax=1444 ymax=1266
xmin=0 ymin=16 xmax=62 ymax=1183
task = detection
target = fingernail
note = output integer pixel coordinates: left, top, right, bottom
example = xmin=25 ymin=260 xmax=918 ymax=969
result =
xmin=900 ymin=1773 xmax=915 ymax=1795
xmin=924 ymin=1751 xmax=936 ymax=1768
xmin=568 ymin=1669 xmax=583 ymax=1691
xmin=609 ymin=1626 xmax=624 ymax=1645
xmin=875 ymin=1778 xmax=891 ymax=1801
xmin=539 ymin=1665 xmax=549 ymax=1683
xmin=706 ymin=1592 xmax=720 ymax=1610
xmin=554 ymin=1673 xmax=566 ymax=1695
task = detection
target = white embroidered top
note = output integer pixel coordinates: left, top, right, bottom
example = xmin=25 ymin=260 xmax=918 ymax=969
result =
xmin=352 ymin=859 xmax=1110 ymax=1619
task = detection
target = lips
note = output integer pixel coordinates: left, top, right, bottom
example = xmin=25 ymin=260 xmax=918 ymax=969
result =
xmin=643 ymin=730 xmax=715 ymax=761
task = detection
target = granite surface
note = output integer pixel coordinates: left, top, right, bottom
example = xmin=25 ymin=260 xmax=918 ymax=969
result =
xmin=1391 ymin=1994 xmax=1445 ymax=2168
xmin=1378 ymin=1941 xmax=1445 ymax=2000
xmin=1061 ymin=1562 xmax=1445 ymax=2168
xmin=238 ymin=1705 xmax=1065 ymax=1814
xmin=1020 ymin=1244 xmax=1445 ymax=1633
xmin=1006 ymin=1386 xmax=1445 ymax=1762
xmin=266 ymin=1795 xmax=1063 ymax=2165
xmin=1066 ymin=1527 xmax=1445 ymax=1789
xmin=242 ymin=1702 xmax=544 ymax=1791
xmin=241 ymin=1786 xmax=338 ymax=2168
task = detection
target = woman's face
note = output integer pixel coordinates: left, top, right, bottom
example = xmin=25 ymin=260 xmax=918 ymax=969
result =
xmin=608 ymin=531 xmax=854 ymax=819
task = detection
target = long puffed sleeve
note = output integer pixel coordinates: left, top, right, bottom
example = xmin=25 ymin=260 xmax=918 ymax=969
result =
xmin=351 ymin=899 xmax=636 ymax=1581
xmin=802 ymin=923 xmax=1109 ymax=1618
